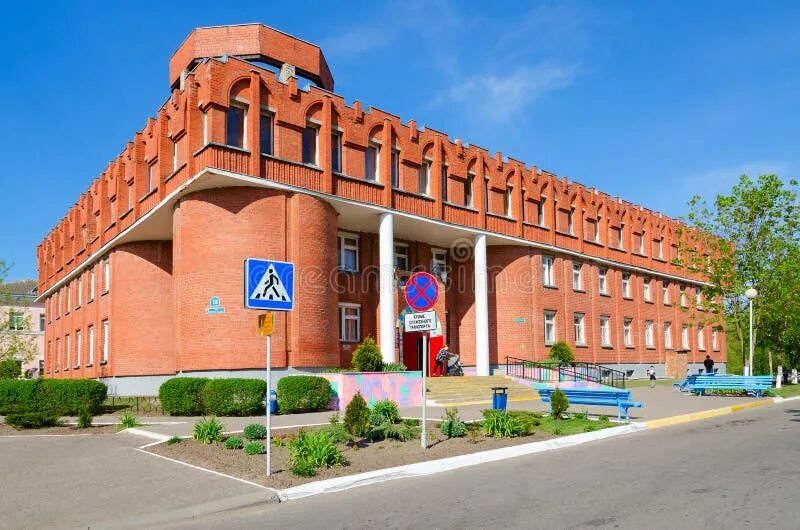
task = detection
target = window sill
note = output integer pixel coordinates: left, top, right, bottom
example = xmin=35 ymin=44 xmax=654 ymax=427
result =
xmin=522 ymin=221 xmax=547 ymax=229
xmin=555 ymin=230 xmax=578 ymax=239
xmin=337 ymin=268 xmax=360 ymax=274
xmin=335 ymin=172 xmax=385 ymax=188
xmin=624 ymin=345 xmax=635 ymax=349
xmin=88 ymin=298 xmax=94 ymax=304
xmin=653 ymin=257 xmax=668 ymax=263
xmin=487 ymin=212 xmax=515 ymax=222
xmin=85 ymin=364 xmax=93 ymax=368
xmin=442 ymin=200 xmax=478 ymax=211
xmin=584 ymin=238 xmax=604 ymax=248
xmin=573 ymin=289 xmax=586 ymax=294
xmin=339 ymin=340 xmax=360 ymax=344
xmin=119 ymin=207 xmax=134 ymax=220
xmin=610 ymin=246 xmax=627 ymax=254
xmin=73 ymin=365 xmax=80 ymax=370
xmin=633 ymin=252 xmax=648 ymax=258
xmin=575 ymin=343 xmax=589 ymax=348
xmin=544 ymin=342 xmax=554 ymax=347
xmin=622 ymin=296 xmax=633 ymax=301
xmin=396 ymin=188 xmax=436 ymax=202
xmin=100 ymin=361 xmax=108 ymax=366
xmin=646 ymin=346 xmax=656 ymax=351
xmin=664 ymin=303 xmax=672 ymax=307
xmin=102 ymin=290 xmax=109 ymax=296
xmin=164 ymin=162 xmax=187 ymax=183
xmin=601 ymin=344 xmax=613 ymax=349
xmin=600 ymin=292 xmax=611 ymax=297
xmin=644 ymin=300 xmax=653 ymax=304
xmin=543 ymin=285 xmax=558 ymax=290
xmin=139 ymin=188 xmax=158 ymax=203
xmin=54 ymin=369 xmax=59 ymax=373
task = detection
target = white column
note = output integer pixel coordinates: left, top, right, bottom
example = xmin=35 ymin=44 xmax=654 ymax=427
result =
xmin=474 ymin=234 xmax=490 ymax=376
xmin=379 ymin=212 xmax=396 ymax=364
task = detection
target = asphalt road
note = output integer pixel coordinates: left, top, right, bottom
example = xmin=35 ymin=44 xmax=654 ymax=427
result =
xmin=181 ymin=402 xmax=800 ymax=529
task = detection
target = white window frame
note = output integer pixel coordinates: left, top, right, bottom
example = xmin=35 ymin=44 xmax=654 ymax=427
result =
xmin=88 ymin=325 xmax=95 ymax=366
xmin=202 ymin=110 xmax=208 ymax=145
xmin=419 ymin=160 xmax=431 ymax=196
xmin=365 ymin=143 xmax=380 ymax=182
xmin=147 ymin=161 xmax=158 ymax=193
xmin=680 ymin=287 xmax=687 ymax=307
xmin=65 ymin=334 xmax=71 ymax=370
xmin=544 ymin=310 xmax=556 ymax=345
xmin=695 ymin=291 xmax=703 ymax=309
xmin=574 ymin=313 xmax=586 ymax=345
xmin=643 ymin=278 xmax=651 ymax=302
xmin=600 ymin=315 xmax=611 ymax=347
xmin=623 ymin=318 xmax=633 ymax=347
xmin=172 ymin=139 xmax=179 ymax=171
xmin=394 ymin=243 xmax=409 ymax=272
xmin=572 ymin=263 xmax=582 ymax=291
xmin=681 ymin=324 xmax=690 ymax=350
xmin=75 ymin=330 xmax=82 ymax=368
xmin=712 ymin=328 xmax=719 ymax=351
xmin=568 ymin=208 xmax=575 ymax=235
xmin=337 ymin=232 xmax=360 ymax=272
xmin=76 ymin=276 xmax=82 ymax=308
xmin=537 ymin=198 xmax=546 ymax=226
xmin=339 ymin=303 xmax=361 ymax=343
xmin=102 ymin=319 xmax=109 ymax=364
xmin=542 ymin=256 xmax=555 ymax=287
xmin=644 ymin=320 xmax=654 ymax=348
xmin=103 ymin=258 xmax=110 ymax=294
xmin=664 ymin=322 xmax=673 ymax=349
xmin=662 ymin=282 xmax=670 ymax=305
xmin=89 ymin=267 xmax=96 ymax=301
xmin=698 ymin=326 xmax=705 ymax=351
xmin=622 ymin=273 xmax=631 ymax=298
xmin=598 ymin=268 xmax=608 ymax=295
xmin=432 ymin=249 xmax=447 ymax=281
xmin=504 ymin=185 xmax=512 ymax=217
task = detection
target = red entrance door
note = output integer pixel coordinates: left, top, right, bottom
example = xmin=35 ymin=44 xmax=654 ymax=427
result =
xmin=402 ymin=332 xmax=444 ymax=376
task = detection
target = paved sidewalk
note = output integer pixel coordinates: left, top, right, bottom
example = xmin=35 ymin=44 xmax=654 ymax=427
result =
xmin=85 ymin=385 xmax=760 ymax=438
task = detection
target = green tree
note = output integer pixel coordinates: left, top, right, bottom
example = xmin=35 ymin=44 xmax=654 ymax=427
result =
xmin=685 ymin=175 xmax=800 ymax=373
xmin=0 ymin=262 xmax=38 ymax=365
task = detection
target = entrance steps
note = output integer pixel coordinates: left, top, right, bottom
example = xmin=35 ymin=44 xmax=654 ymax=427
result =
xmin=425 ymin=375 xmax=540 ymax=407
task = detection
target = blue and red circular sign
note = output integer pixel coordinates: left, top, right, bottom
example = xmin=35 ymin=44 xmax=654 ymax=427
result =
xmin=404 ymin=272 xmax=439 ymax=312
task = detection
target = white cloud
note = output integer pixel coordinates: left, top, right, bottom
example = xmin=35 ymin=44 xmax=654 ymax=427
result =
xmin=432 ymin=63 xmax=580 ymax=122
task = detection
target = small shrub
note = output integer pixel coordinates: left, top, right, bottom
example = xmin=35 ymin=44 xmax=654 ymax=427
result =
xmin=289 ymin=430 xmax=345 ymax=471
xmin=481 ymin=409 xmax=529 ymax=437
xmin=159 ymin=378 xmax=209 ymax=416
xmin=329 ymin=412 xmax=340 ymax=425
xmin=319 ymin=422 xmax=352 ymax=444
xmin=77 ymin=408 xmax=93 ymax=429
xmin=118 ymin=413 xmax=141 ymax=429
xmin=290 ymin=459 xmax=316 ymax=477
xmin=4 ymin=412 xmax=60 ymax=429
xmin=225 ymin=436 xmax=244 ymax=450
xmin=351 ymin=337 xmax=383 ymax=372
xmin=0 ymin=359 xmax=21 ymax=380
xmin=167 ymin=436 xmax=183 ymax=445
xmin=548 ymin=341 xmax=574 ymax=363
xmin=200 ymin=378 xmax=266 ymax=416
xmin=599 ymin=415 xmax=609 ymax=423
xmin=550 ymin=388 xmax=569 ymax=419
xmin=244 ymin=441 xmax=266 ymax=455
xmin=507 ymin=410 xmax=541 ymax=431
xmin=276 ymin=376 xmax=332 ymax=414
xmin=574 ymin=410 xmax=588 ymax=420
xmin=466 ymin=423 xmax=483 ymax=444
xmin=440 ymin=408 xmax=466 ymax=438
xmin=243 ymin=423 xmax=268 ymax=440
xmin=552 ymin=425 xmax=564 ymax=436
xmin=382 ymin=362 xmax=407 ymax=372
xmin=371 ymin=399 xmax=401 ymax=424
xmin=402 ymin=418 xmax=420 ymax=427
xmin=193 ymin=417 xmax=225 ymax=444
xmin=584 ymin=424 xmax=597 ymax=432
xmin=344 ymin=392 xmax=370 ymax=437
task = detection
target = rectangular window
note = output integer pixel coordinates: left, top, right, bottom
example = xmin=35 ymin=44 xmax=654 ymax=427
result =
xmin=542 ymin=256 xmax=554 ymax=287
xmin=698 ymin=326 xmax=705 ymax=351
xmin=600 ymin=316 xmax=611 ymax=347
xmin=658 ymin=239 xmax=664 ymax=259
xmin=639 ymin=233 xmax=646 ymax=255
xmin=664 ymin=322 xmax=673 ymax=349
xmin=441 ymin=164 xmax=449 ymax=202
xmin=88 ymin=325 xmax=95 ymax=365
xmin=643 ymin=278 xmax=651 ymax=302
xmin=202 ymin=111 xmax=208 ymax=145
xmin=695 ymin=291 xmax=703 ymax=309
xmin=504 ymin=186 xmax=512 ymax=217
xmin=567 ymin=208 xmax=574 ymax=235
xmin=89 ymin=267 xmax=96 ymax=301
xmin=103 ymin=258 xmax=110 ymax=294
xmin=147 ymin=162 xmax=158 ymax=193
xmin=573 ymin=313 xmax=586 ymax=345
xmin=598 ymin=269 xmax=608 ymax=295
xmin=127 ymin=181 xmax=134 ymax=211
xmin=681 ymin=324 xmax=689 ymax=350
xmin=337 ymin=233 xmax=359 ymax=272
xmin=432 ymin=250 xmax=447 ymax=281
xmin=594 ymin=217 xmax=602 ymax=243
xmin=260 ymin=113 xmax=273 ymax=155
xmin=419 ymin=161 xmax=431 ymax=195
xmin=483 ymin=176 xmax=490 ymax=212
xmin=339 ymin=304 xmax=360 ymax=342
xmin=465 ymin=174 xmax=474 ymax=207
xmin=302 ymin=126 xmax=319 ymax=165
xmin=680 ymin=287 xmax=687 ymax=307
xmin=226 ymin=105 xmax=246 ymax=148
xmin=56 ymin=338 xmax=60 ymax=370
xmin=394 ymin=243 xmax=409 ymax=271
xmin=572 ymin=263 xmax=582 ymax=291
xmin=623 ymin=318 xmax=633 ymax=347
xmin=65 ymin=334 xmax=71 ymax=370
xmin=662 ymin=282 xmax=670 ymax=305
xmin=544 ymin=311 xmax=556 ymax=345
xmin=331 ymin=133 xmax=342 ymax=173
xmin=76 ymin=277 xmax=82 ymax=308
xmin=712 ymin=328 xmax=719 ymax=351
xmin=8 ymin=311 xmax=25 ymax=331
xmin=172 ymin=140 xmax=179 ymax=171
xmin=613 ymin=227 xmax=623 ymax=249
xmin=75 ymin=330 xmax=82 ymax=368
xmin=66 ymin=284 xmax=71 ymax=314
xmin=537 ymin=198 xmax=545 ymax=226
xmin=365 ymin=144 xmax=380 ymax=182
xmin=622 ymin=273 xmax=631 ymax=298
xmin=391 ymin=150 xmax=400 ymax=188
xmin=644 ymin=320 xmax=654 ymax=348
xmin=39 ymin=313 xmax=45 ymax=332
xmin=102 ymin=319 xmax=109 ymax=364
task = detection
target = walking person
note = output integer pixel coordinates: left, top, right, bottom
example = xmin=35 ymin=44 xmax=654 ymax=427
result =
xmin=647 ymin=365 xmax=657 ymax=388
xmin=703 ymin=355 xmax=715 ymax=374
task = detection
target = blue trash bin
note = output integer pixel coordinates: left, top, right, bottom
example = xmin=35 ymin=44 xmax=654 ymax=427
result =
xmin=268 ymin=390 xmax=278 ymax=414
xmin=491 ymin=387 xmax=508 ymax=411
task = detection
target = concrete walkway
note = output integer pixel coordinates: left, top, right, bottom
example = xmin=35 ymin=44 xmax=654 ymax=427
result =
xmin=84 ymin=386 xmax=760 ymax=438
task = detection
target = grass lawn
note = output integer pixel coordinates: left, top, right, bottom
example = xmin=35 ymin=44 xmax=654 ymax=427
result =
xmin=772 ymin=384 xmax=800 ymax=399
xmin=624 ymin=378 xmax=677 ymax=388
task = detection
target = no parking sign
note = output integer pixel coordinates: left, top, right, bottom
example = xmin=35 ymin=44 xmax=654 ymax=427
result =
xmin=404 ymin=272 xmax=439 ymax=312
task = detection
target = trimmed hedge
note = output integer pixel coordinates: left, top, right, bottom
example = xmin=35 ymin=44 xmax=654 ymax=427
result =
xmin=159 ymin=378 xmax=209 ymax=416
xmin=201 ymin=378 xmax=267 ymax=416
xmin=0 ymin=359 xmax=22 ymax=380
xmin=276 ymin=375 xmax=332 ymax=414
xmin=0 ymin=379 xmax=107 ymax=415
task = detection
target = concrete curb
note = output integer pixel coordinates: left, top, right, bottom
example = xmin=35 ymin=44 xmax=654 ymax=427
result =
xmin=121 ymin=427 xmax=171 ymax=442
xmin=277 ymin=423 xmax=645 ymax=501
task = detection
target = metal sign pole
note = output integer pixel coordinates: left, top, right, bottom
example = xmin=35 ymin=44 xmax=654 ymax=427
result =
xmin=266 ymin=330 xmax=272 ymax=476
xmin=421 ymin=332 xmax=427 ymax=449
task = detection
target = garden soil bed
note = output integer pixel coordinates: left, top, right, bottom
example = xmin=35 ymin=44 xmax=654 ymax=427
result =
xmin=0 ymin=424 xmax=120 ymax=436
xmin=146 ymin=419 xmax=614 ymax=489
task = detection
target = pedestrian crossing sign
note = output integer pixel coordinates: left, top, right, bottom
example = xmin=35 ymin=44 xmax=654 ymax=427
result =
xmin=244 ymin=258 xmax=295 ymax=311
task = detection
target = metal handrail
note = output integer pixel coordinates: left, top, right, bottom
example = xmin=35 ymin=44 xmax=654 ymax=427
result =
xmin=505 ymin=356 xmax=627 ymax=389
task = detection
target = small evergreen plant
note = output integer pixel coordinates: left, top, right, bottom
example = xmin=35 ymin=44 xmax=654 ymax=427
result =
xmin=351 ymin=337 xmax=383 ymax=372
xmin=344 ymin=392 xmax=370 ymax=437
xmin=548 ymin=341 xmax=574 ymax=364
xmin=550 ymin=388 xmax=569 ymax=419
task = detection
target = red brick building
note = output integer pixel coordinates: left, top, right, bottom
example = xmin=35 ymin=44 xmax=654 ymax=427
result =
xmin=36 ymin=24 xmax=725 ymax=394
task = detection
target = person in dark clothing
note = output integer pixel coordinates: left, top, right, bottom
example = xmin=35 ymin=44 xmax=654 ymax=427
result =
xmin=703 ymin=355 xmax=714 ymax=374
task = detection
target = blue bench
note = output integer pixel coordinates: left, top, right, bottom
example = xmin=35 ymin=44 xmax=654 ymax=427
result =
xmin=673 ymin=373 xmax=705 ymax=391
xmin=689 ymin=375 xmax=773 ymax=397
xmin=537 ymin=387 xmax=643 ymax=421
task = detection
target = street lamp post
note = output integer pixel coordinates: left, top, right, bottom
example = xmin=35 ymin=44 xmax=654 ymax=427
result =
xmin=745 ymin=288 xmax=758 ymax=376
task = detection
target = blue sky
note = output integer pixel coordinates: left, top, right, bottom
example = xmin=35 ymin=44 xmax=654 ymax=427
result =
xmin=1 ymin=0 xmax=799 ymax=281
